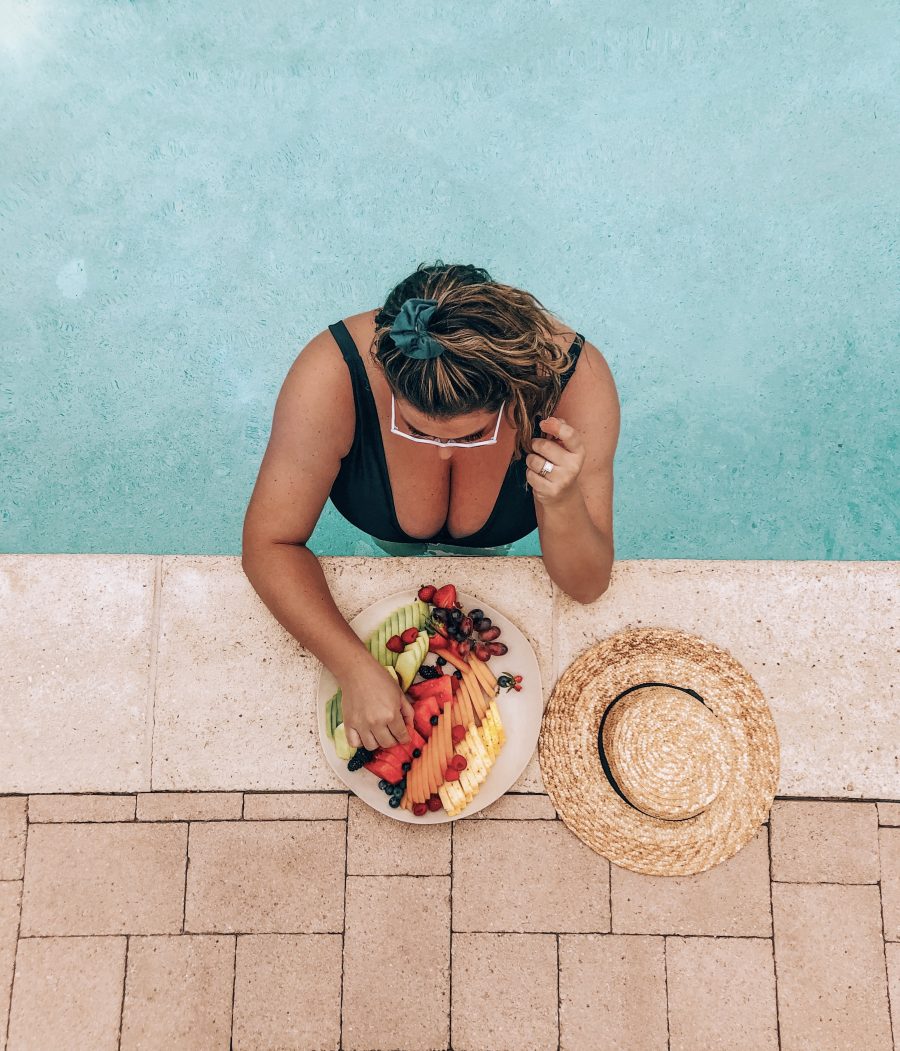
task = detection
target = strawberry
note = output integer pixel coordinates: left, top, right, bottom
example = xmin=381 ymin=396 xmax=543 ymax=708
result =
xmin=417 ymin=584 xmax=436 ymax=602
xmin=400 ymin=626 xmax=419 ymax=645
xmin=432 ymin=583 xmax=457 ymax=609
xmin=386 ymin=635 xmax=404 ymax=653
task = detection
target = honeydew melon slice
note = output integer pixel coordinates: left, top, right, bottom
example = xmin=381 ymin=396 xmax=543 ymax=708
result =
xmin=333 ymin=722 xmax=354 ymax=761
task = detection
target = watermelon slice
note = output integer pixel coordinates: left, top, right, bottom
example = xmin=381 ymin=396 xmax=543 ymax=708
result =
xmin=407 ymin=679 xmax=445 ymax=702
xmin=414 ymin=709 xmax=435 ymax=741
xmin=425 ymin=676 xmax=452 ymax=711
xmin=364 ymin=757 xmax=405 ymax=784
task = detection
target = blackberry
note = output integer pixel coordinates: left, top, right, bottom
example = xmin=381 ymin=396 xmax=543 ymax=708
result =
xmin=347 ymin=756 xmax=363 ymax=772
xmin=418 ymin=665 xmax=441 ymax=680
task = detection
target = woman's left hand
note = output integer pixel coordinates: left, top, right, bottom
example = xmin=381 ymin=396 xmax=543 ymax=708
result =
xmin=525 ymin=416 xmax=586 ymax=506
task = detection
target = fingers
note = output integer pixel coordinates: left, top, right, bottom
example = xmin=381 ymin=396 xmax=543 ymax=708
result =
xmin=360 ymin=730 xmax=380 ymax=752
xmin=388 ymin=710 xmax=410 ymax=745
xmin=346 ymin=726 xmax=362 ymax=749
xmin=400 ymin=693 xmax=416 ymax=723
xmin=373 ymin=726 xmax=398 ymax=750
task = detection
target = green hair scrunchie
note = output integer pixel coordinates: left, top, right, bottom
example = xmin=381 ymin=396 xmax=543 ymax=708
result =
xmin=390 ymin=297 xmax=444 ymax=360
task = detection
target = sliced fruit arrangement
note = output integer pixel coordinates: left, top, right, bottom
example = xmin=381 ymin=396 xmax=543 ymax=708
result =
xmin=326 ymin=582 xmax=524 ymax=819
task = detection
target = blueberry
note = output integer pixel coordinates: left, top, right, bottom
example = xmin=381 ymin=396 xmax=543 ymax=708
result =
xmin=430 ymin=715 xmax=439 ymax=726
xmin=468 ymin=609 xmax=484 ymax=621
xmin=412 ymin=748 xmax=422 ymax=758
xmin=388 ymin=795 xmax=401 ymax=808
xmin=402 ymin=761 xmax=411 ymax=771
xmin=436 ymin=656 xmax=447 ymax=666
xmin=454 ymin=669 xmax=463 ymax=679
xmin=378 ymin=779 xmax=389 ymax=791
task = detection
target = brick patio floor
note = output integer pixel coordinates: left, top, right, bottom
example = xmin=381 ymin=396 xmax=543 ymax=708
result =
xmin=1 ymin=793 xmax=898 ymax=1050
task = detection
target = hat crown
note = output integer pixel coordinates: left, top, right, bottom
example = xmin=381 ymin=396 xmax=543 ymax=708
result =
xmin=602 ymin=685 xmax=734 ymax=821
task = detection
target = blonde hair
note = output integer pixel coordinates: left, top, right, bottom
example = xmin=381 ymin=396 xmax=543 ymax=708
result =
xmin=371 ymin=261 xmax=581 ymax=463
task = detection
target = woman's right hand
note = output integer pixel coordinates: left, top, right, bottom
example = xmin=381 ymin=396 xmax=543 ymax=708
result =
xmin=339 ymin=661 xmax=415 ymax=751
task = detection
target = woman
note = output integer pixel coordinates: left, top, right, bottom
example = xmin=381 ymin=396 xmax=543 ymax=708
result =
xmin=242 ymin=261 xmax=620 ymax=752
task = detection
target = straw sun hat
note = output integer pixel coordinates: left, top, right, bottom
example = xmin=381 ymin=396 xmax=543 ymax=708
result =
xmin=539 ymin=627 xmax=780 ymax=876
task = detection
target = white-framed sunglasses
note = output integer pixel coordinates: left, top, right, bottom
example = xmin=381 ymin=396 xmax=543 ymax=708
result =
xmin=390 ymin=393 xmax=505 ymax=448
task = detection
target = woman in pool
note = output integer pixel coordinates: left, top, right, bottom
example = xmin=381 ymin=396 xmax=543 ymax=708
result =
xmin=242 ymin=261 xmax=620 ymax=752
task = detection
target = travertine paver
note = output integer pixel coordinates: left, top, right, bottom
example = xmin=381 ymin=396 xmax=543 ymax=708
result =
xmin=232 ymin=934 xmax=342 ymax=1051
xmin=26 ymin=794 xmax=136 ymax=823
xmin=0 ymin=881 xmax=22 ymax=1048
xmin=610 ymin=829 xmax=771 ymax=936
xmin=772 ymin=883 xmax=892 ymax=1051
xmin=4 ymin=791 xmax=900 ymax=1049
xmin=452 ymin=933 xmax=558 ymax=1051
xmin=770 ymin=800 xmax=879 ymax=882
xmin=880 ymin=827 xmax=900 ymax=941
xmin=7 ymin=935 xmax=127 ymax=1051
xmin=343 ymin=876 xmax=450 ymax=1051
xmin=0 ymin=797 xmax=27 ymax=878
xmin=879 ymin=802 xmax=900 ymax=826
xmin=184 ymin=820 xmax=345 ymax=934
xmin=558 ymin=934 xmax=667 ymax=1051
xmin=347 ymin=795 xmax=450 ymax=875
xmin=453 ymin=820 xmax=610 ymax=932
xmin=136 ymin=791 xmax=242 ymax=821
xmin=666 ymin=936 xmax=778 ymax=1051
xmin=20 ymin=822 xmax=187 ymax=936
xmin=120 ymin=934 xmax=234 ymax=1050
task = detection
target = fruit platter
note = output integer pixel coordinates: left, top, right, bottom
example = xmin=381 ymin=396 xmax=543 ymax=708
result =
xmin=317 ymin=581 xmax=542 ymax=822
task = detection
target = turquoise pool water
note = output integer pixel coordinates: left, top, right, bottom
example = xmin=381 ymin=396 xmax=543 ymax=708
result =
xmin=2 ymin=3 xmax=897 ymax=559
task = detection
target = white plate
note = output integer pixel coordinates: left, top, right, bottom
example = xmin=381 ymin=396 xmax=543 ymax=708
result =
xmin=317 ymin=588 xmax=542 ymax=822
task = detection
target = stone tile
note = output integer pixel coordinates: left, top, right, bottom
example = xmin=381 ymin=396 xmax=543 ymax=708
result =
xmin=153 ymin=556 xmax=342 ymax=791
xmin=770 ymin=800 xmax=879 ymax=883
xmin=184 ymin=820 xmax=344 ymax=933
xmin=452 ymin=933 xmax=557 ymax=1051
xmin=666 ymin=936 xmax=778 ymax=1051
xmin=453 ymin=820 xmax=610 ymax=932
xmin=0 ymin=555 xmax=155 ymax=793
xmin=887 ymin=944 xmax=900 ymax=1051
xmin=879 ymin=802 xmax=900 ymax=826
xmin=232 ymin=934 xmax=341 ymax=1051
xmin=0 ymin=797 xmax=27 ymax=878
xmin=772 ymin=883 xmax=892 ymax=1050
xmin=559 ymin=934 xmax=667 ymax=1051
xmin=0 ymin=881 xmax=22 ymax=1049
xmin=611 ymin=828 xmax=771 ymax=936
xmin=470 ymin=793 xmax=558 ymax=819
xmin=554 ymin=561 xmax=899 ymax=798
xmin=243 ymin=791 xmax=348 ymax=820
xmin=7 ymin=935 xmax=127 ymax=1051
xmin=28 ymin=793 xmax=136 ymax=823
xmin=343 ymin=876 xmax=450 ymax=1051
xmin=121 ymin=934 xmax=234 ymax=1051
xmin=20 ymin=822 xmax=187 ymax=936
xmin=347 ymin=796 xmax=450 ymax=875
xmin=136 ymin=791 xmax=242 ymax=821
xmin=880 ymin=827 xmax=900 ymax=940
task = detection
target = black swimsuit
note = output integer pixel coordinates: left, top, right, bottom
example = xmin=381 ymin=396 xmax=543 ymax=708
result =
xmin=327 ymin=319 xmax=584 ymax=548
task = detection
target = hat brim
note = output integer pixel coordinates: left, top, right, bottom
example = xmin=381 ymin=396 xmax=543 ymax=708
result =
xmin=539 ymin=627 xmax=780 ymax=876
